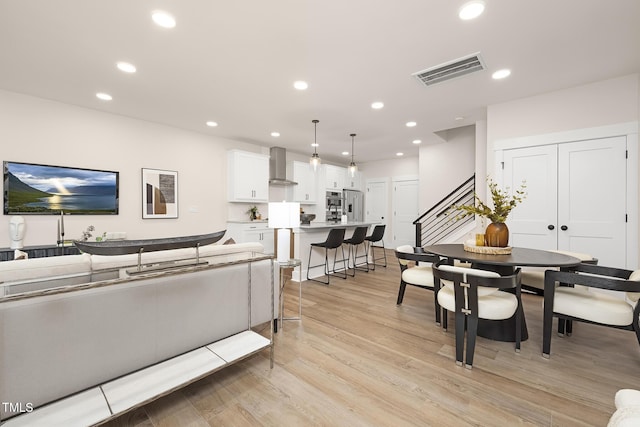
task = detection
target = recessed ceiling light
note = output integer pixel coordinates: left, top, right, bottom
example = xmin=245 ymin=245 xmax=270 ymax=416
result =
xmin=459 ymin=1 xmax=485 ymax=20
xmin=293 ymin=81 xmax=308 ymax=90
xmin=406 ymin=121 xmax=417 ymax=127
xmin=96 ymin=92 xmax=112 ymax=101
xmin=152 ymin=10 xmax=176 ymax=28
xmin=454 ymin=116 xmax=465 ymax=121
xmin=271 ymin=132 xmax=280 ymax=137
xmin=116 ymin=62 xmax=136 ymax=73
xmin=396 ymin=152 xmax=404 ymax=157
xmin=371 ymin=101 xmax=384 ymax=109
xmin=412 ymin=139 xmax=422 ymax=145
xmin=206 ymin=121 xmax=218 ymax=127
xmin=342 ymin=151 xmax=349 ymax=156
xmin=311 ymin=143 xmax=319 ymax=147
xmin=492 ymin=69 xmax=511 ymax=80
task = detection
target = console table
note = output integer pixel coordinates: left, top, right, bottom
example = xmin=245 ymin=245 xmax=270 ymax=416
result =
xmin=0 ymin=245 xmax=80 ymax=261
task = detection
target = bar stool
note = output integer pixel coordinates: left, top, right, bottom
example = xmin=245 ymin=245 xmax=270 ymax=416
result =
xmin=307 ymin=228 xmax=347 ymax=285
xmin=343 ymin=226 xmax=369 ymax=276
xmin=364 ymin=225 xmax=387 ymax=270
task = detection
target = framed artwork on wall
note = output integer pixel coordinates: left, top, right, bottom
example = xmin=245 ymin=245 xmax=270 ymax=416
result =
xmin=142 ymin=168 xmax=178 ymax=219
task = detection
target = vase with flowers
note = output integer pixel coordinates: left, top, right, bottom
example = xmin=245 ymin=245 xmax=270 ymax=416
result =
xmin=455 ymin=178 xmax=526 ymax=247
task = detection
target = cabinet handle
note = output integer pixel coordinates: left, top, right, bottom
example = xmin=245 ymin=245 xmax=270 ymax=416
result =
xmin=548 ymin=225 xmax=555 ymax=230
xmin=560 ymin=225 xmax=568 ymax=231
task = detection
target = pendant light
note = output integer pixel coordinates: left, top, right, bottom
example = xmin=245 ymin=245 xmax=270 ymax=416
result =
xmin=348 ymin=133 xmax=357 ymax=177
xmin=310 ymin=119 xmax=321 ymax=171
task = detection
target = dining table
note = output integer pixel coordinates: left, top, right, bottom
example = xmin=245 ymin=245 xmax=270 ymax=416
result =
xmin=422 ymin=244 xmax=582 ymax=342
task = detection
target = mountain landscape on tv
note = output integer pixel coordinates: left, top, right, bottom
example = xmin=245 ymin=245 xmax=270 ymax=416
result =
xmin=4 ymin=163 xmax=118 ymax=215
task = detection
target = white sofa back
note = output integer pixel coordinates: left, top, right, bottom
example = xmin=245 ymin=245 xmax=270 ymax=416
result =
xmin=0 ymin=242 xmax=274 ymax=421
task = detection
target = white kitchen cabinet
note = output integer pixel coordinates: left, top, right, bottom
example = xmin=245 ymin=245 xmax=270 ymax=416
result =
xmin=226 ymin=222 xmax=274 ymax=254
xmin=324 ymin=164 xmax=346 ymax=190
xmin=289 ymin=161 xmax=317 ymax=204
xmin=227 ymin=150 xmax=269 ymax=202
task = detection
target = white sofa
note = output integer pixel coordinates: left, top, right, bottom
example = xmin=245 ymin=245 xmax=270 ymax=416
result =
xmin=0 ymin=241 xmax=276 ymax=424
xmin=609 ymin=389 xmax=640 ymax=426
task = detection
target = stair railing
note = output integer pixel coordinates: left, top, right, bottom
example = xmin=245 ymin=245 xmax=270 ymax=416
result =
xmin=414 ymin=175 xmax=476 ymax=247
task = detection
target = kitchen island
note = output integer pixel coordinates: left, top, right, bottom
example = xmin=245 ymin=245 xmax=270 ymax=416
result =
xmin=292 ymin=221 xmax=379 ymax=282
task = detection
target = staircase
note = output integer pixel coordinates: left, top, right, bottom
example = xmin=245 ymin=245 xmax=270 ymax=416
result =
xmin=414 ymin=175 xmax=476 ymax=247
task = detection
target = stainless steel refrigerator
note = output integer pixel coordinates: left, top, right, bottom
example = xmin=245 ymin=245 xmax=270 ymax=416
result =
xmin=343 ymin=189 xmax=364 ymax=222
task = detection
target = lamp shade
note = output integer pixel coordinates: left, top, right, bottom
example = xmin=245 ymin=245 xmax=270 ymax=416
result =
xmin=268 ymin=202 xmax=300 ymax=229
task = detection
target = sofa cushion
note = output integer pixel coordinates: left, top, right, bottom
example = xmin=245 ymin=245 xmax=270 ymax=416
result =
xmin=609 ymin=389 xmax=640 ymax=427
xmin=0 ymin=253 xmax=93 ymax=295
xmin=0 ymin=253 xmax=92 ymax=283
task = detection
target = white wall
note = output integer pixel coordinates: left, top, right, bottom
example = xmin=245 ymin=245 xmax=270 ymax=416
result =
xmin=487 ymin=74 xmax=639 ymax=176
xmin=418 ymin=125 xmax=476 ymax=213
xmin=0 ymin=90 xmax=262 ymax=248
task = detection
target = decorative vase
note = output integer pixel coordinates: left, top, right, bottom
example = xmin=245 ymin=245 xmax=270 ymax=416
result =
xmin=485 ymin=222 xmax=509 ymax=247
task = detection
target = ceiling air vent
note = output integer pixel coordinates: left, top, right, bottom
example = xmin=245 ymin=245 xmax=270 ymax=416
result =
xmin=412 ymin=52 xmax=486 ymax=87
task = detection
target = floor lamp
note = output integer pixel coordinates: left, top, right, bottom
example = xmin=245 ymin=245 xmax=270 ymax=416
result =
xmin=268 ymin=202 xmax=300 ymax=263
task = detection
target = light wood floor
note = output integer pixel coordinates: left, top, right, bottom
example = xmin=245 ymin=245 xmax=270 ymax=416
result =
xmin=102 ymin=250 xmax=640 ymax=426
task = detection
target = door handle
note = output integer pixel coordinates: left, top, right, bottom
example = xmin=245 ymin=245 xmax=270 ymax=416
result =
xmin=548 ymin=225 xmax=555 ymax=230
xmin=560 ymin=225 xmax=568 ymax=231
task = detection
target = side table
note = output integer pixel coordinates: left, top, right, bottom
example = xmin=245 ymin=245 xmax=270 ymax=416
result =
xmin=278 ymin=259 xmax=302 ymax=330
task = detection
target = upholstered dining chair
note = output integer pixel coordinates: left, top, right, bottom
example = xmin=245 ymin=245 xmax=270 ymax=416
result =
xmin=520 ymin=250 xmax=597 ymax=295
xmin=394 ymin=245 xmax=441 ymax=323
xmin=433 ymin=261 xmax=522 ymax=368
xmin=542 ymin=263 xmax=640 ymax=358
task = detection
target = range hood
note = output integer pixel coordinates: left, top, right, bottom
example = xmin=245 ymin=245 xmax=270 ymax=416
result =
xmin=269 ymin=147 xmax=298 ymax=186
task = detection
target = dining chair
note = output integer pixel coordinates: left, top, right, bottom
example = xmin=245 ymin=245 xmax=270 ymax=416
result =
xmin=394 ymin=245 xmax=441 ymax=324
xmin=520 ymin=250 xmax=597 ymax=295
xmin=542 ymin=263 xmax=640 ymax=358
xmin=433 ymin=261 xmax=522 ymax=368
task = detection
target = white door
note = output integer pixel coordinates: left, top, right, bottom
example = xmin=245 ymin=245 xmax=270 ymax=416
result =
xmin=504 ymin=145 xmax=558 ymax=250
xmin=503 ymin=136 xmax=627 ymax=267
xmin=557 ymin=137 xmax=627 ymax=267
xmin=392 ymin=178 xmax=419 ymax=248
xmin=366 ymin=179 xmax=388 ymax=244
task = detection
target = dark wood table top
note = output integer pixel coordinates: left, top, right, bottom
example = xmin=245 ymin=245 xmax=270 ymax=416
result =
xmin=423 ymin=244 xmax=582 ymax=268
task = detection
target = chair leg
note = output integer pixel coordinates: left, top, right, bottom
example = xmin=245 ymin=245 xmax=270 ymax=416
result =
xmin=396 ymin=282 xmax=407 ymax=305
xmin=441 ymin=307 xmax=448 ymax=330
xmin=307 ymin=246 xmax=330 ymax=285
xmin=465 ymin=315 xmax=479 ymax=369
xmin=454 ymin=310 xmax=465 ymax=366
xmin=566 ymin=319 xmax=573 ymax=336
xmin=343 ymin=244 xmax=355 ymax=277
xmin=352 ymin=242 xmax=369 ymax=273
xmin=557 ymin=318 xmax=566 ymax=336
xmin=542 ymin=307 xmax=554 ymax=359
xmin=433 ymin=295 xmax=441 ymax=326
xmin=331 ymin=246 xmax=348 ymax=280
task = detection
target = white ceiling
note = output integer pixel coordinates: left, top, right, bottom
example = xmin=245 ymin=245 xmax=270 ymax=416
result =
xmin=1 ymin=1 xmax=639 ymax=164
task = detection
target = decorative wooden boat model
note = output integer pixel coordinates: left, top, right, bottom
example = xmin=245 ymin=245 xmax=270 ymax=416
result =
xmin=73 ymin=230 xmax=226 ymax=256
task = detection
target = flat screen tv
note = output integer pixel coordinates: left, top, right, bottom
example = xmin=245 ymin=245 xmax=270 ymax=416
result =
xmin=3 ymin=161 xmax=119 ymax=215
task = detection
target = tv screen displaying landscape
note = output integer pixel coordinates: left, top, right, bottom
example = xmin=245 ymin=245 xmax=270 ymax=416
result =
xmin=3 ymin=161 xmax=119 ymax=215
